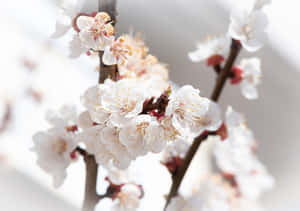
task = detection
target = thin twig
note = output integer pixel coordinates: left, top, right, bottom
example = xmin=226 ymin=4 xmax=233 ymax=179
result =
xmin=164 ymin=39 xmax=241 ymax=209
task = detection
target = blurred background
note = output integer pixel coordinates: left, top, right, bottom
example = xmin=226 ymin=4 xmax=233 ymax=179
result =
xmin=0 ymin=0 xmax=299 ymax=210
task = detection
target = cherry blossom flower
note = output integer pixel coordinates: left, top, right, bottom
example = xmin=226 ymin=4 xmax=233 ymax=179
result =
xmin=51 ymin=0 xmax=84 ymax=38
xmin=119 ymin=33 xmax=148 ymax=60
xmin=100 ymin=79 xmax=147 ymax=127
xmin=77 ymin=110 xmax=94 ymax=129
xmin=32 ymin=127 xmax=77 ymax=187
xmin=166 ymin=85 xmax=222 ymax=137
xmin=214 ymin=107 xmax=274 ymax=199
xmin=188 ymin=36 xmax=231 ymax=65
xmin=103 ymin=36 xmax=133 ymax=65
xmin=228 ymin=7 xmax=269 ymax=52
xmin=32 ymin=105 xmax=79 ymax=187
xmin=119 ymin=54 xmax=169 ymax=82
xmin=45 ymin=105 xmax=78 ymax=129
xmin=161 ymin=139 xmax=190 ymax=174
xmin=76 ymin=12 xmax=115 ymax=51
xmin=119 ymin=115 xmax=154 ymax=156
xmin=112 ymin=184 xmax=143 ymax=211
xmin=81 ymin=85 xmax=110 ymax=124
xmin=239 ymin=58 xmax=262 ymax=100
xmin=167 ymin=175 xmax=234 ymax=211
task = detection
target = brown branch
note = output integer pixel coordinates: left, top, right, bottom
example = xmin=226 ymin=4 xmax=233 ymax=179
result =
xmin=164 ymin=39 xmax=241 ymax=209
xmin=98 ymin=51 xmax=119 ymax=83
xmin=98 ymin=0 xmax=118 ymax=84
xmin=82 ymin=1 xmax=118 ymax=211
xmin=82 ymin=154 xmax=99 ymax=211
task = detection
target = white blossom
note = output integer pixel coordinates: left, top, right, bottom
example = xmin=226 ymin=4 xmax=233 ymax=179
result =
xmin=100 ymin=79 xmax=146 ymax=127
xmin=106 ymin=165 xmax=130 ymax=185
xmin=32 ymin=105 xmax=79 ymax=187
xmin=228 ymin=7 xmax=269 ymax=52
xmin=119 ymin=114 xmax=166 ymax=155
xmin=166 ymin=196 xmax=186 ymax=211
xmin=81 ymin=85 xmax=110 ymax=124
xmin=239 ymin=58 xmax=262 ymax=100
xmin=166 ymin=85 xmax=221 ymax=138
xmin=162 ymin=139 xmax=190 ymax=162
xmin=214 ymin=107 xmax=274 ymax=200
xmin=112 ymin=184 xmax=142 ymax=211
xmin=45 ymin=105 xmax=78 ymax=128
xmin=103 ymin=36 xmax=133 ymax=65
xmin=32 ymin=127 xmax=77 ymax=187
xmin=77 ymin=12 xmax=115 ymax=51
xmin=188 ymin=36 xmax=231 ymax=63
xmin=77 ymin=111 xmax=94 ymax=129
xmin=167 ymin=176 xmax=232 ymax=211
xmin=51 ymin=0 xmax=84 ymax=38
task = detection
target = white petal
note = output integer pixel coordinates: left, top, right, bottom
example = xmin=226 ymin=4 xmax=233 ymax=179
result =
xmin=69 ymin=34 xmax=88 ymax=58
xmin=103 ymin=46 xmax=117 ymax=65
xmin=241 ymin=82 xmax=258 ymax=99
xmin=76 ymin=15 xmax=94 ymax=30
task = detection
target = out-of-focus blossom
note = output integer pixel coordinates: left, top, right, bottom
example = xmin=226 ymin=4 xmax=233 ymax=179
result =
xmin=161 ymin=139 xmax=190 ymax=174
xmin=51 ymin=0 xmax=84 ymax=38
xmin=215 ymin=107 xmax=274 ymax=199
xmin=167 ymin=175 xmax=234 ymax=211
xmin=228 ymin=7 xmax=269 ymax=52
xmin=231 ymin=58 xmax=262 ymax=99
xmin=239 ymin=58 xmax=262 ymax=100
xmin=188 ymin=36 xmax=231 ymax=66
xmin=32 ymin=127 xmax=77 ymax=187
xmin=253 ymin=0 xmax=272 ymax=10
xmin=32 ymin=105 xmax=79 ymax=187
xmin=112 ymin=184 xmax=143 ymax=211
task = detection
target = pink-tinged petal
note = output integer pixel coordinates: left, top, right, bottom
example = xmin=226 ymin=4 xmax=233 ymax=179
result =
xmin=76 ymin=15 xmax=94 ymax=30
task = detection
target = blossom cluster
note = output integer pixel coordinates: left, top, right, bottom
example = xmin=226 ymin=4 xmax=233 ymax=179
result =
xmin=78 ymin=80 xmax=221 ymax=170
xmin=30 ymin=0 xmax=276 ymax=210
xmin=33 ymin=28 xmax=222 ymax=187
xmin=167 ymin=175 xmax=265 ymax=211
xmin=189 ymin=0 xmax=269 ymax=100
xmin=214 ymin=107 xmax=274 ymax=200
xmin=97 ymin=167 xmax=144 ymax=211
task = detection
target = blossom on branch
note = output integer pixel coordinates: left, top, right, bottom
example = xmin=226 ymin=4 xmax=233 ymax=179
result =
xmin=76 ymin=12 xmax=115 ymax=51
xmin=214 ymin=107 xmax=274 ymax=200
xmin=228 ymin=5 xmax=269 ymax=52
xmin=103 ymin=36 xmax=133 ymax=65
xmin=166 ymin=85 xmax=222 ymax=138
xmin=167 ymin=175 xmax=234 ymax=211
xmin=188 ymin=36 xmax=231 ymax=66
xmin=233 ymin=57 xmax=262 ymax=100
